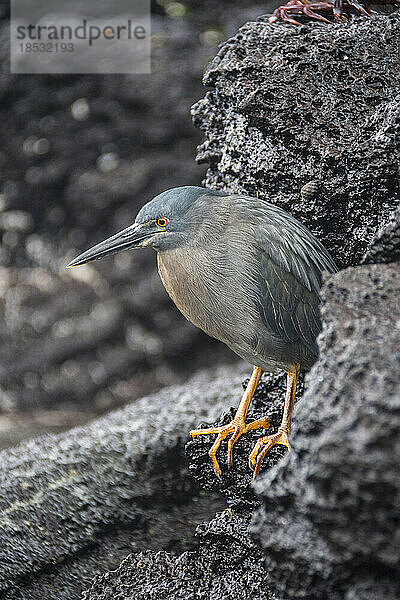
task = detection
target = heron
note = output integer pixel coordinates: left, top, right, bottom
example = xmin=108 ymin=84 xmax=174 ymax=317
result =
xmin=67 ymin=186 xmax=337 ymax=477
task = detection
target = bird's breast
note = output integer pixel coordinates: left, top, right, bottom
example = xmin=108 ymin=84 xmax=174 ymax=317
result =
xmin=157 ymin=248 xmax=220 ymax=336
xmin=156 ymin=245 xmax=258 ymax=348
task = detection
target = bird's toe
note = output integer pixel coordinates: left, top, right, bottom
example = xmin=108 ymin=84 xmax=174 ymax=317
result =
xmin=250 ymin=428 xmax=290 ymax=478
xmin=190 ymin=416 xmax=270 ymax=476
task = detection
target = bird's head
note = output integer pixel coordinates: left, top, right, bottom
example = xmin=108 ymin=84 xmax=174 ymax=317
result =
xmin=67 ymin=186 xmax=225 ymax=267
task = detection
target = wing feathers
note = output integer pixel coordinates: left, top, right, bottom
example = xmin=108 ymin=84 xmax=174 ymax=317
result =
xmin=253 ymin=204 xmax=337 ymax=354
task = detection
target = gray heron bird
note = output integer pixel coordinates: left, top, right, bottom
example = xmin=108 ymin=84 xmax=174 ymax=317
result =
xmin=67 ymin=186 xmax=337 ymax=477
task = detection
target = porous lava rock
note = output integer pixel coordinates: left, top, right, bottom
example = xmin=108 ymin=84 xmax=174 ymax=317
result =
xmin=192 ymin=13 xmax=400 ymax=267
xmin=83 ymin=513 xmax=277 ymax=600
xmin=0 ymin=366 xmax=246 ymax=600
xmin=251 ymin=263 xmax=400 ymax=600
xmin=363 ymin=203 xmax=400 ymax=264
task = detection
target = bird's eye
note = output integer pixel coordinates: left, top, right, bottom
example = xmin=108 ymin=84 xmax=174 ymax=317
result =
xmin=156 ymin=218 xmax=168 ymax=228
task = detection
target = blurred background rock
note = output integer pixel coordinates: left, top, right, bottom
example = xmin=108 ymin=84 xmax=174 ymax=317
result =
xmin=0 ymin=0 xmax=272 ymax=448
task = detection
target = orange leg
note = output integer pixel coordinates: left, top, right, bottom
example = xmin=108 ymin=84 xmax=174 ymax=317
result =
xmin=249 ymin=363 xmax=300 ymax=478
xmin=190 ymin=366 xmax=269 ymax=477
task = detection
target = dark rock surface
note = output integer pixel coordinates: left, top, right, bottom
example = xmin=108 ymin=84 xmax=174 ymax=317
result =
xmin=252 ymin=263 xmax=400 ymax=600
xmin=363 ymin=202 xmax=400 ymax=264
xmin=192 ymin=13 xmax=400 ymax=267
xmin=84 ymin=512 xmax=277 ymax=600
xmin=0 ymin=365 xmax=247 ymax=600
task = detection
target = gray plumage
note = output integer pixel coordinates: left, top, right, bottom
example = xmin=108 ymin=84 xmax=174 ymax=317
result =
xmin=68 ymin=186 xmax=337 ymax=373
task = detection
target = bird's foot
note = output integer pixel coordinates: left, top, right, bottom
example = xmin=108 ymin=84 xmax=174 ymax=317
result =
xmin=268 ymin=0 xmax=373 ymax=25
xmin=249 ymin=427 xmax=290 ymax=478
xmin=190 ymin=415 xmax=270 ymax=478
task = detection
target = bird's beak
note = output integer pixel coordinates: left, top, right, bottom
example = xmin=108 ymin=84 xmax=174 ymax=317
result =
xmin=66 ymin=223 xmax=153 ymax=268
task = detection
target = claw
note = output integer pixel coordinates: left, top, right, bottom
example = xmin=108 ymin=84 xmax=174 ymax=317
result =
xmin=249 ymin=428 xmax=290 ymax=478
xmin=190 ymin=415 xmax=270 ymax=477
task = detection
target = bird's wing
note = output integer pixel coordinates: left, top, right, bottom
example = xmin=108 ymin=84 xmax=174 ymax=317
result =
xmin=253 ymin=203 xmax=337 ymax=353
